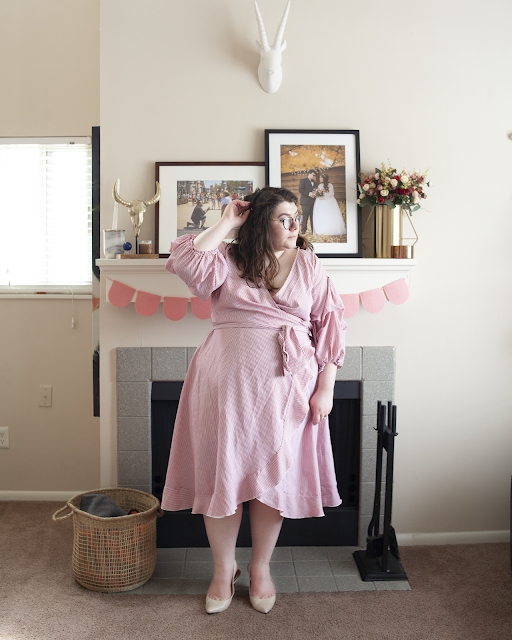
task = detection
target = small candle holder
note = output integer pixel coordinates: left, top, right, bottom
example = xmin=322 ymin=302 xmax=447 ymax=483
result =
xmin=138 ymin=240 xmax=153 ymax=255
xmin=392 ymin=245 xmax=414 ymax=259
xmin=103 ymin=230 xmax=125 ymax=259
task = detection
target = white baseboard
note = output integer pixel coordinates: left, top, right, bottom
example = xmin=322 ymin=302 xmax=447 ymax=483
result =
xmin=397 ymin=530 xmax=510 ymax=546
xmin=0 ymin=490 xmax=87 ymax=502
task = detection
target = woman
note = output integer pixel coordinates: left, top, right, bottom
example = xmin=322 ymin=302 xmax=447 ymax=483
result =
xmin=312 ymin=174 xmax=347 ymax=236
xmin=162 ymin=187 xmax=347 ymax=614
xmin=220 ymin=190 xmax=231 ymax=216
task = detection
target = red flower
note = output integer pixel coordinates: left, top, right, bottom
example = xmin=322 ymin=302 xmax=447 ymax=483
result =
xmin=378 ymin=196 xmax=385 ymax=203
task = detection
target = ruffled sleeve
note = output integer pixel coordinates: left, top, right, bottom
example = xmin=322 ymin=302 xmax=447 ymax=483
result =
xmin=165 ymin=235 xmax=229 ymax=301
xmin=309 ymin=254 xmax=347 ymax=372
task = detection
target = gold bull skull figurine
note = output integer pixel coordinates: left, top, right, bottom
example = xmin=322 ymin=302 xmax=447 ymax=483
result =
xmin=112 ymin=180 xmax=161 ymax=239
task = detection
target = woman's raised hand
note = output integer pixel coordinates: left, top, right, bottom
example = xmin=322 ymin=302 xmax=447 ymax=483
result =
xmin=223 ymin=200 xmax=251 ymax=228
xmin=193 ymin=198 xmax=250 ymax=251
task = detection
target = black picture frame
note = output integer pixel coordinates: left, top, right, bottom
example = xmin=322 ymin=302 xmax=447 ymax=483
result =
xmin=265 ymin=129 xmax=362 ymax=258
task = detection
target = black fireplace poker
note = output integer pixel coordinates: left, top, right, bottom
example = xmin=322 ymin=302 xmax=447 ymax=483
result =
xmin=353 ymin=401 xmax=408 ymax=581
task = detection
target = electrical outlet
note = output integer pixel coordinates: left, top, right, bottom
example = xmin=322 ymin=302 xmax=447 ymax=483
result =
xmin=39 ymin=385 xmax=52 ymax=407
xmin=0 ymin=427 xmax=9 ymax=449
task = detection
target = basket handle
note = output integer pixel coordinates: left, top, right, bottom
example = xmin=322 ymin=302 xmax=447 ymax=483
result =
xmin=52 ymin=504 xmax=74 ymax=522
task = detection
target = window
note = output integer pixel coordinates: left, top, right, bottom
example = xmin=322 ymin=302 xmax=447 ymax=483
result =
xmin=0 ymin=137 xmax=92 ymax=294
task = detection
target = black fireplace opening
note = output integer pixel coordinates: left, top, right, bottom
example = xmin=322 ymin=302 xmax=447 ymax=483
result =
xmin=152 ymin=380 xmax=360 ymax=547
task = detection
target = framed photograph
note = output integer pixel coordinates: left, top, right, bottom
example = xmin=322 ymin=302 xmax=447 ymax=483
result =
xmin=265 ymin=130 xmax=362 ymax=257
xmin=155 ymin=162 xmax=265 ymax=255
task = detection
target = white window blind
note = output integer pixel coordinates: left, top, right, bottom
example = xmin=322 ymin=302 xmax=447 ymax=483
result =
xmin=0 ymin=138 xmax=92 ymax=294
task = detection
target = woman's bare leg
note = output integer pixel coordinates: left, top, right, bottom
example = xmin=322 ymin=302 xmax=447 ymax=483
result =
xmin=248 ymin=499 xmax=283 ymax=598
xmin=203 ymin=505 xmax=243 ymax=600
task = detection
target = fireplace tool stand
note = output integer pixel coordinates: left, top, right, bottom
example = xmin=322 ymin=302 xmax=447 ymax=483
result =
xmin=353 ymin=401 xmax=408 ymax=581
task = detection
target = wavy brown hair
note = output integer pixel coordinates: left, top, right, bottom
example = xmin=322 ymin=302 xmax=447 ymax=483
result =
xmin=228 ymin=187 xmax=313 ymax=293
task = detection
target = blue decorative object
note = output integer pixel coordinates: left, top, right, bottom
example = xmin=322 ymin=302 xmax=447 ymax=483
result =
xmin=123 ymin=242 xmax=132 ymax=251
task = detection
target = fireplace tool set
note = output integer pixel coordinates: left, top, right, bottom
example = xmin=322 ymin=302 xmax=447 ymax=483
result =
xmin=353 ymin=401 xmax=408 ymax=581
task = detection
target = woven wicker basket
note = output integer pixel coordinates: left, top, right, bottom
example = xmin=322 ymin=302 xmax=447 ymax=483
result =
xmin=53 ymin=488 xmax=163 ymax=593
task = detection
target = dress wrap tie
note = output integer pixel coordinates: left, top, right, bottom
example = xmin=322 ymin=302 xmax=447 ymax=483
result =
xmin=212 ymin=322 xmax=312 ymax=377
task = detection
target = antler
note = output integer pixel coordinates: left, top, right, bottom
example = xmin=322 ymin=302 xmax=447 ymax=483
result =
xmin=254 ymin=1 xmax=270 ymax=51
xmin=112 ymin=181 xmax=132 ymax=208
xmin=144 ymin=181 xmax=161 ymax=206
xmin=273 ymin=1 xmax=290 ymax=49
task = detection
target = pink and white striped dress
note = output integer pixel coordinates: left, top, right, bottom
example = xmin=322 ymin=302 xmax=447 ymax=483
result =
xmin=161 ymin=235 xmax=347 ymax=519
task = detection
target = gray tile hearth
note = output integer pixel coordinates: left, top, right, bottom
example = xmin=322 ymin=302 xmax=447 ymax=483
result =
xmin=151 ymin=347 xmax=187 ymax=381
xmin=116 ymin=346 xmax=397 ymax=549
xmin=362 ymin=347 xmax=396 ymax=381
xmin=112 ymin=546 xmax=411 ymax=594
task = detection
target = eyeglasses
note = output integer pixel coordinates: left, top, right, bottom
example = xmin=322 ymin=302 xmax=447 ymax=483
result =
xmin=271 ymin=214 xmax=303 ymax=230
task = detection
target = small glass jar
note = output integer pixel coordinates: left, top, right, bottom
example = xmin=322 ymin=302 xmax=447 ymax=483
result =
xmin=139 ymin=240 xmax=153 ymax=254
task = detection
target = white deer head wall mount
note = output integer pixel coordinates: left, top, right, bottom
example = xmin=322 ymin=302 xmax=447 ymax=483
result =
xmin=254 ymin=0 xmax=290 ymax=94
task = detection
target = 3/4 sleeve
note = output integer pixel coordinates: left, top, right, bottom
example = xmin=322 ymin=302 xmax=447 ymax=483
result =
xmin=165 ymin=234 xmax=229 ymax=300
xmin=309 ymin=254 xmax=347 ymax=372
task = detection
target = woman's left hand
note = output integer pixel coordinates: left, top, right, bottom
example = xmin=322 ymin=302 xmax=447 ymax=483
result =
xmin=309 ymin=388 xmax=333 ymax=425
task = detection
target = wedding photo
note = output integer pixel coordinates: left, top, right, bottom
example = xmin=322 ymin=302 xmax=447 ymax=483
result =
xmin=280 ymin=144 xmax=347 ymax=244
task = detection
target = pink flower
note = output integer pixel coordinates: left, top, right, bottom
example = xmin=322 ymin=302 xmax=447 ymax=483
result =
xmin=368 ymin=189 xmax=375 ymax=196
xmin=388 ymin=194 xmax=395 ymax=201
xmin=376 ymin=185 xmax=382 ymax=191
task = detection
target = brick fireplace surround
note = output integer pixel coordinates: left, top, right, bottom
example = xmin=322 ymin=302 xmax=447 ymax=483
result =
xmin=115 ymin=346 xmax=395 ymax=549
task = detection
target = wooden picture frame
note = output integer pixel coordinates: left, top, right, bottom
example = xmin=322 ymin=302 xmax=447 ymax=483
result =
xmin=155 ymin=162 xmax=265 ymax=256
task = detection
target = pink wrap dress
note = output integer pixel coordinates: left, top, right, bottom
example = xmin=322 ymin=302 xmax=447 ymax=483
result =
xmin=161 ymin=235 xmax=347 ymax=519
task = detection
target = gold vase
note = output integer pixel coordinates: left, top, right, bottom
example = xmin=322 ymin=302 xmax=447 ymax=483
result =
xmin=372 ymin=205 xmax=418 ymax=259
xmin=375 ymin=205 xmax=402 ymax=258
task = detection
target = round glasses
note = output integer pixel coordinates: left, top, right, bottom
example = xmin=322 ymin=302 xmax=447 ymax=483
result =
xmin=271 ymin=214 xmax=303 ymax=230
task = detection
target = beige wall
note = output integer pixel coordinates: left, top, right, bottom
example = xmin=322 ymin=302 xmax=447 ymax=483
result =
xmin=0 ymin=0 xmax=100 ymax=492
xmin=0 ymin=0 xmax=99 ymax=137
xmin=0 ymin=299 xmax=100 ymax=491
xmin=99 ymin=0 xmax=512 ymax=536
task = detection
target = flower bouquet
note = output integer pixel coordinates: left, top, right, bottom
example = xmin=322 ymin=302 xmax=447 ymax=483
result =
xmin=357 ymin=162 xmax=430 ymax=214
xmin=312 ymin=185 xmax=326 ymax=199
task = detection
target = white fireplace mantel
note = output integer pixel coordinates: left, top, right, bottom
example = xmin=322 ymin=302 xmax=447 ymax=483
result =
xmin=96 ymin=257 xmax=417 ymax=299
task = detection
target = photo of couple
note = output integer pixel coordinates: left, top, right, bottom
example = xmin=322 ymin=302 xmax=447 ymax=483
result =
xmin=280 ymin=144 xmax=348 ymax=244
xmin=299 ymin=170 xmax=346 ymax=237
